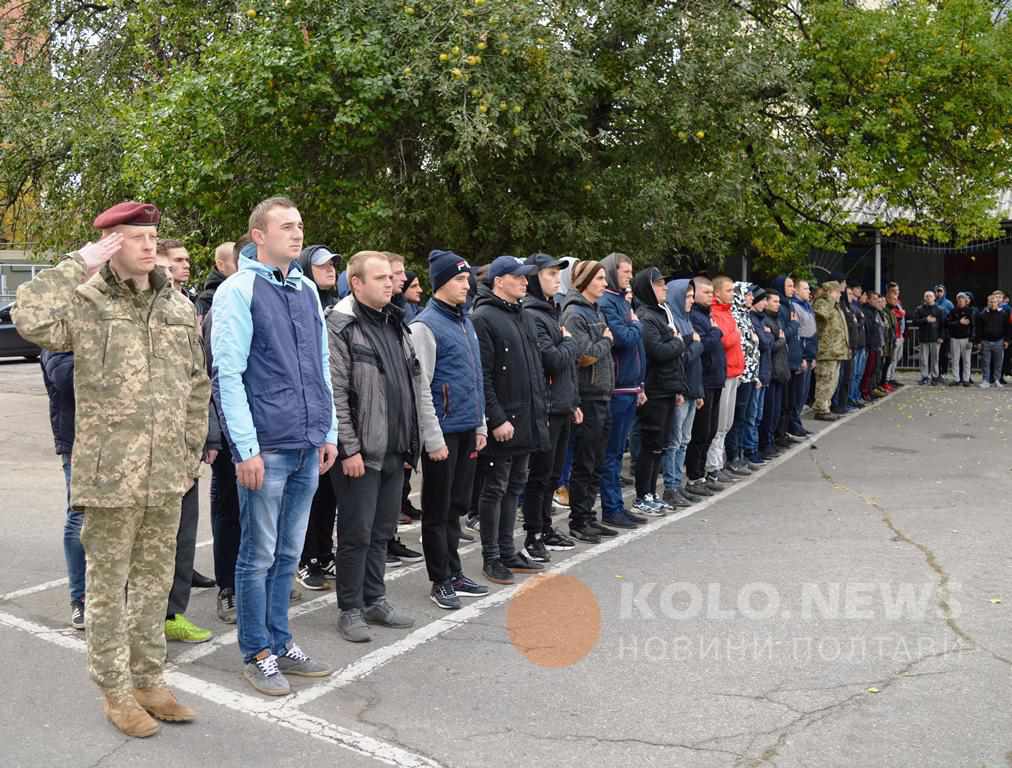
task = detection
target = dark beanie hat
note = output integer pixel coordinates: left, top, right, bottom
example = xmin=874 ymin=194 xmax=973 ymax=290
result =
xmin=572 ymin=260 xmax=605 ymax=292
xmin=428 ymin=249 xmax=470 ymax=292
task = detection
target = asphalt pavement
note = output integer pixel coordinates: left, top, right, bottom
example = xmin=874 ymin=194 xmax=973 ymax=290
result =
xmin=1 ymin=357 xmax=1010 ymax=768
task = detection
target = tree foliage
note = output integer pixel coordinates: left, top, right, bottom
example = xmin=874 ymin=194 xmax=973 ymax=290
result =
xmin=1 ymin=0 xmax=1011 ymax=277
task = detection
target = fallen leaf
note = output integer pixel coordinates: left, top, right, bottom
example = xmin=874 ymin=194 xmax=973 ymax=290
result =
xmin=867 ymin=687 xmax=880 ymax=694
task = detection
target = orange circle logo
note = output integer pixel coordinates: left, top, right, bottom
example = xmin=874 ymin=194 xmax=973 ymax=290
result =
xmin=506 ymin=574 xmax=601 ymax=668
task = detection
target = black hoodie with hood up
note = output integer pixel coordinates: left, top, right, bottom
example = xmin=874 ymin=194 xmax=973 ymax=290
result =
xmin=632 ymin=268 xmax=686 ymax=399
xmin=523 ymin=273 xmax=582 ymax=416
xmin=298 ymin=245 xmax=340 ymax=310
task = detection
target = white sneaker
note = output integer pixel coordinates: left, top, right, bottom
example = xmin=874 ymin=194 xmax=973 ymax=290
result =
xmin=995 ymin=381 xmax=1005 ymax=389
xmin=979 ymin=382 xmax=991 ymax=389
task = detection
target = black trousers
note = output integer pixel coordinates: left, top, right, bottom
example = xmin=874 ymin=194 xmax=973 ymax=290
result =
xmin=421 ymin=431 xmax=476 ymax=584
xmin=522 ymin=413 xmax=571 ymax=534
xmin=334 ymin=452 xmax=404 ymax=611
xmin=478 ymin=453 xmax=530 ymax=561
xmin=569 ymin=399 xmax=610 ymax=528
xmin=401 ymin=467 xmax=414 ymax=511
xmin=776 ymin=372 xmax=793 ymax=439
xmin=301 ymin=465 xmax=339 ymax=566
xmin=210 ymin=446 xmax=241 ymax=590
xmin=167 ymin=480 xmax=199 ymax=618
xmin=635 ymin=397 xmax=676 ymax=499
xmin=685 ymin=388 xmax=721 ymax=481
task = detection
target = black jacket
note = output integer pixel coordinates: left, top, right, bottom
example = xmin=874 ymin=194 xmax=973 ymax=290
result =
xmin=841 ymin=296 xmax=865 ymax=350
xmin=765 ymin=311 xmax=790 ymax=384
xmin=632 ymin=269 xmax=686 ymax=399
xmin=40 ymin=351 xmax=75 ymax=455
xmin=560 ymin=289 xmax=615 ymax=402
xmin=195 ymin=268 xmax=228 ymax=317
xmin=946 ymin=305 xmax=975 ymax=340
xmin=861 ymin=304 xmax=884 ymax=352
xmin=523 ymin=282 xmax=582 ymax=417
xmin=912 ymin=303 xmax=945 ymax=343
xmin=976 ymin=307 xmax=1010 ymax=343
xmin=472 ymin=285 xmax=550 ymax=455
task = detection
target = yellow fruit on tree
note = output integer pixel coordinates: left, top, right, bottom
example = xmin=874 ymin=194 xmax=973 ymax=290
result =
xmin=246 ymin=7 xmax=257 ymax=17
xmin=439 ymin=52 xmax=449 ymax=62
xmin=695 ymin=130 xmax=705 ymax=139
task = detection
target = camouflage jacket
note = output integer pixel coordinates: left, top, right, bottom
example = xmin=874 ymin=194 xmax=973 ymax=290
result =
xmin=13 ymin=255 xmax=210 ymax=508
xmin=813 ymin=294 xmax=851 ymax=362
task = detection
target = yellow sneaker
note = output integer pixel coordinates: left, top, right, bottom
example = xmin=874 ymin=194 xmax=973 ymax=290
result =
xmin=165 ymin=614 xmax=212 ymax=644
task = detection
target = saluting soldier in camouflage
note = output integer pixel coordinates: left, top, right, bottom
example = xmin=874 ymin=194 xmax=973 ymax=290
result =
xmin=13 ymin=202 xmax=210 ymax=738
xmin=812 ymin=281 xmax=850 ymax=421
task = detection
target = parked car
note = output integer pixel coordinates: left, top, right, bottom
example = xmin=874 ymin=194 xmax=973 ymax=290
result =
xmin=0 ymin=303 xmax=42 ymax=360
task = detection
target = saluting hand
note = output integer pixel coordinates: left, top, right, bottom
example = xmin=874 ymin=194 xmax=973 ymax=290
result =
xmin=79 ymin=233 xmax=123 ymax=274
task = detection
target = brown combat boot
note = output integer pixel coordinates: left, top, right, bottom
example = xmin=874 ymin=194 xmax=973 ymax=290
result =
xmin=133 ymin=686 xmax=196 ymax=722
xmin=103 ymin=691 xmax=160 ymax=738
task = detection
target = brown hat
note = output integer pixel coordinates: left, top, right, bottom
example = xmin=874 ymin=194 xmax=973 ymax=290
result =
xmin=572 ymin=260 xmax=605 ymax=292
xmin=93 ymin=201 xmax=161 ymax=230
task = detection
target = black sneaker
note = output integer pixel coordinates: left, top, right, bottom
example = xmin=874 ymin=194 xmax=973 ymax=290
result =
xmin=726 ymin=462 xmax=751 ymax=477
xmin=502 ymin=552 xmax=545 ymax=574
xmin=70 ymin=600 xmax=85 ymax=631
xmin=389 ymin=537 xmax=424 ymax=564
xmin=465 ymin=515 xmax=480 ymax=533
xmin=217 ymin=588 xmax=236 ymax=624
xmin=404 ymin=501 xmax=423 ymax=521
xmin=523 ymin=533 xmax=551 ymax=563
xmin=297 ymin=560 xmax=326 ymax=590
xmin=430 ymin=581 xmax=461 ymax=610
xmin=542 ymin=528 xmax=576 ymax=550
xmin=191 ymin=570 xmax=216 ymax=589
xmin=322 ymin=558 xmax=337 ymax=581
xmin=569 ymin=525 xmax=601 ymax=544
xmin=483 ymin=558 xmax=514 ymax=585
xmin=602 ymin=512 xmax=637 ymax=529
xmin=683 ymin=480 xmax=713 ymax=498
xmin=715 ymin=469 xmax=739 ymax=484
xmin=385 ymin=552 xmax=403 ymax=568
xmin=588 ymin=520 xmax=618 ymax=537
xmin=451 ymin=573 xmax=490 ymax=597
xmin=458 ymin=528 xmax=476 ymax=543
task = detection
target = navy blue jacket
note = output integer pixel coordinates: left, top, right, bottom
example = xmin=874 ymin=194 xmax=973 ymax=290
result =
xmin=666 ymin=280 xmax=704 ymax=399
xmin=689 ymin=303 xmax=726 ymax=391
xmin=771 ymin=277 xmax=802 ymax=371
xmin=750 ymin=312 xmax=774 ymax=387
xmin=40 ymin=351 xmax=75 ymax=455
xmin=598 ymin=289 xmax=645 ymax=392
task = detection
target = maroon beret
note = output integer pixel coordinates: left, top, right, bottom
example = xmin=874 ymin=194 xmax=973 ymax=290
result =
xmin=92 ymin=201 xmax=161 ymax=229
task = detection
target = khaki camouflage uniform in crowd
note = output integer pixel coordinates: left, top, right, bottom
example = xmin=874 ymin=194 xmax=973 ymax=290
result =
xmin=13 ymin=255 xmax=209 ymax=698
xmin=812 ymin=282 xmax=851 ymax=415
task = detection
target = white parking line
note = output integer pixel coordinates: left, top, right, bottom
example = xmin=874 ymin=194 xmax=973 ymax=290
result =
xmin=0 ymin=610 xmax=446 ymax=768
xmin=0 ymin=538 xmax=215 ymax=603
xmin=286 ymin=391 xmax=898 ymax=709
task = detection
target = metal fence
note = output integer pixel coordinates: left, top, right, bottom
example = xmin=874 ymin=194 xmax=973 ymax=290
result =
xmin=0 ymin=260 xmax=50 ymax=305
xmin=897 ymin=326 xmax=985 ymax=373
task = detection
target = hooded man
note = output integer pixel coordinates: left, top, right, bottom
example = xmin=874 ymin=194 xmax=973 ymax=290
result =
xmin=298 ymin=245 xmax=341 ymax=311
xmin=596 ymin=252 xmax=647 ymax=529
xmin=520 ymin=253 xmax=583 ymax=561
xmin=293 ymin=245 xmax=345 ymax=592
xmin=630 ymin=268 xmax=686 ymax=515
xmin=661 ymin=280 xmax=704 ymax=506
xmin=724 ymin=281 xmax=759 ymax=476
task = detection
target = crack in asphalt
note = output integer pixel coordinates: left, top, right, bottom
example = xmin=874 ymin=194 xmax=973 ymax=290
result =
xmin=461 ymin=726 xmax=745 ymax=758
xmin=85 ymin=738 xmax=130 ymax=768
xmin=809 ymin=449 xmax=1012 ymax=668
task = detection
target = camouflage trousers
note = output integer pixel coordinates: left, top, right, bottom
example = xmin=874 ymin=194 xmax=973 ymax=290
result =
xmin=813 ymin=361 xmax=841 ymax=415
xmin=80 ymin=501 xmax=181 ymax=694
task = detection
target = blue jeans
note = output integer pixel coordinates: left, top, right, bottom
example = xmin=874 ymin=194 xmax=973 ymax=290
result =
xmin=849 ymin=348 xmax=868 ymax=402
xmin=236 ymin=448 xmax=319 ymax=662
xmin=557 ymin=432 xmax=575 ymax=488
xmin=725 ymin=381 xmax=753 ymax=465
xmin=600 ymin=394 xmax=638 ymax=516
xmin=62 ymin=455 xmax=86 ymax=604
xmin=663 ymin=400 xmax=697 ymax=490
xmin=742 ymin=384 xmax=765 ymax=461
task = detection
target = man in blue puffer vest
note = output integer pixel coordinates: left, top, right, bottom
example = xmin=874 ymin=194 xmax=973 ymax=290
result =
xmin=212 ymin=196 xmax=338 ymax=696
xmin=597 ymin=252 xmax=646 ymax=531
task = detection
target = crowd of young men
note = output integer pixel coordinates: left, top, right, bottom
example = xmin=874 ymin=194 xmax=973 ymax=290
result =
xmin=16 ymin=195 xmax=1012 ymax=737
